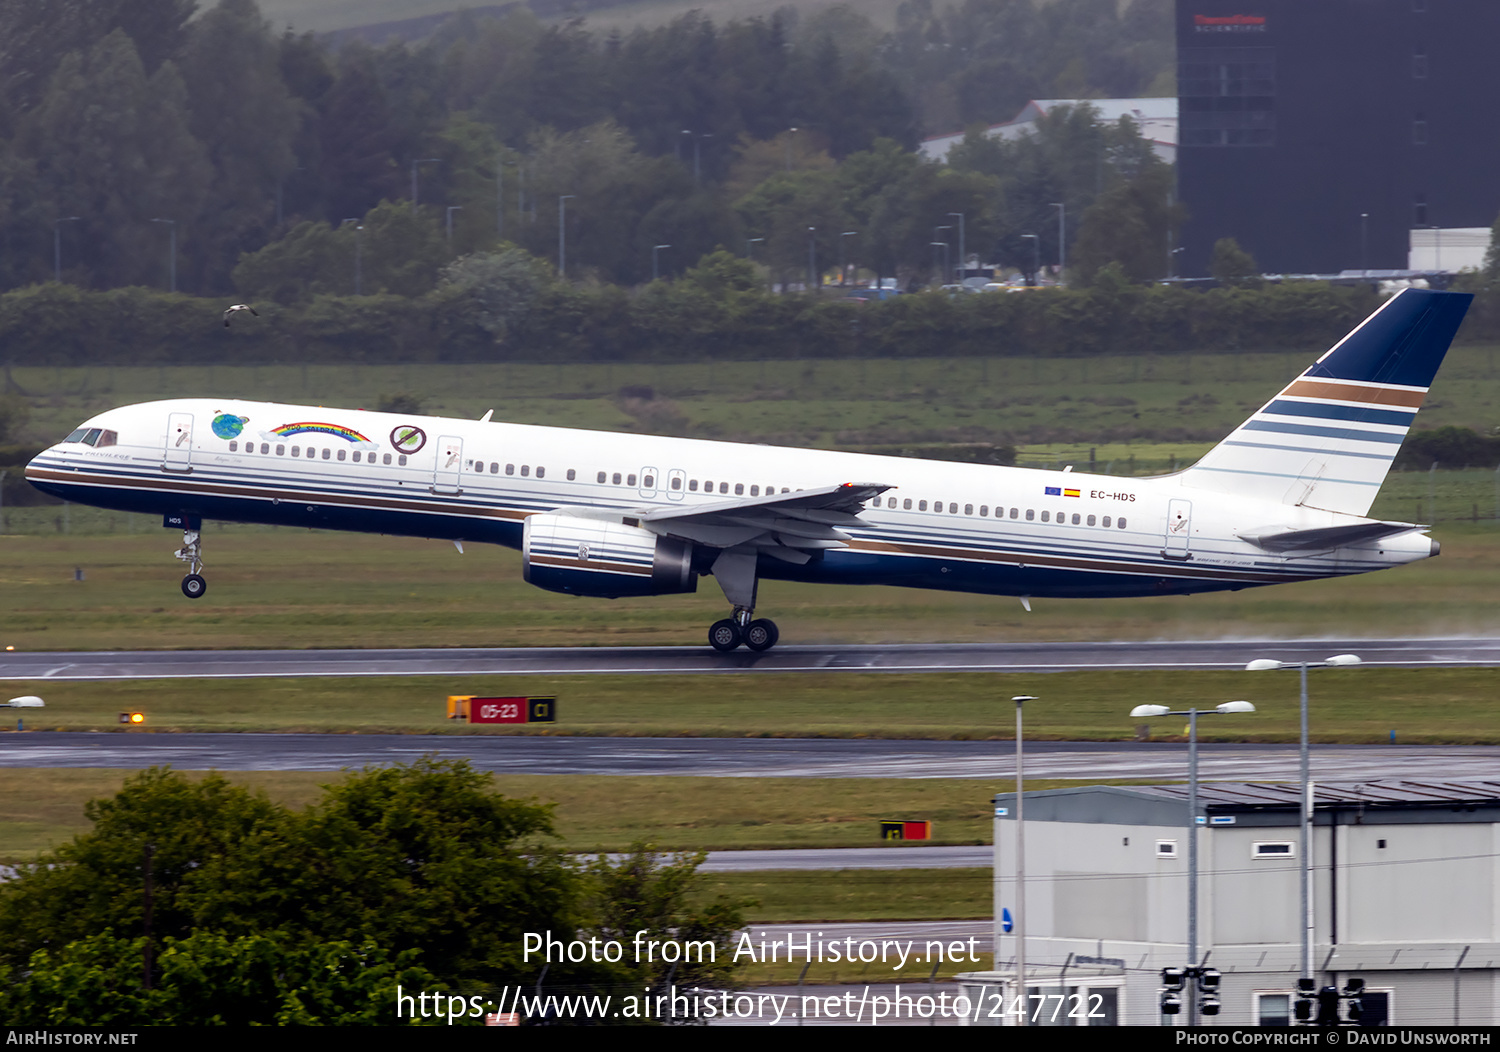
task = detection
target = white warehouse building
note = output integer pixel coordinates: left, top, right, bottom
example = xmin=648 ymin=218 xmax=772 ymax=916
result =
xmin=961 ymin=781 xmax=1500 ymax=1026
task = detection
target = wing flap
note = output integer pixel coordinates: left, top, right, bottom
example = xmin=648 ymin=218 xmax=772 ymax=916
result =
xmin=1239 ymin=520 xmax=1421 ymax=553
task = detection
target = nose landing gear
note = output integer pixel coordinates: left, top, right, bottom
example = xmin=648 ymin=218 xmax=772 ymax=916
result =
xmin=174 ymin=529 xmax=207 ymax=599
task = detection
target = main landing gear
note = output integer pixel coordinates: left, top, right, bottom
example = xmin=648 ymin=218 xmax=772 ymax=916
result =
xmin=175 ymin=529 xmax=207 ymax=599
xmin=706 ymin=548 xmax=779 ymax=652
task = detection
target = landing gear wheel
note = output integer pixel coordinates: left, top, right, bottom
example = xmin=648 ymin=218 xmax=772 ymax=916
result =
xmin=708 ymin=619 xmax=742 ymax=652
xmin=744 ymin=619 xmax=779 ymax=652
xmin=181 ymin=574 xmax=207 ymax=599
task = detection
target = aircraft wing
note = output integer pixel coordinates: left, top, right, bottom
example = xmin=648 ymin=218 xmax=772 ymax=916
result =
xmin=633 ymin=482 xmax=891 ymax=564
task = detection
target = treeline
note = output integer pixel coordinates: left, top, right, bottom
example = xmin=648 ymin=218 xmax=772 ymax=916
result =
xmin=0 ymin=257 xmax=1418 ymax=365
xmin=0 ymin=0 xmax=1171 ymax=294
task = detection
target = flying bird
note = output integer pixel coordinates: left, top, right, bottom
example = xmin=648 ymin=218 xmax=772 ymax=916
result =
xmin=223 ymin=304 xmax=259 ymax=327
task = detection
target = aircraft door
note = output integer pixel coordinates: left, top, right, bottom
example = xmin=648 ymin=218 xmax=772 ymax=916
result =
xmin=666 ymin=469 xmax=686 ymax=501
xmin=1164 ymin=498 xmax=1192 ymax=559
xmin=639 ymin=466 xmax=658 ymax=499
xmin=433 ymin=435 xmax=463 ymax=494
xmin=164 ymin=412 xmax=193 ymax=472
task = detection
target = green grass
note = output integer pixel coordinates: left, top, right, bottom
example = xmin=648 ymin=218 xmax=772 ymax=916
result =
xmin=4 ymin=666 xmax=1498 ymax=742
xmin=15 ymin=345 xmax=1500 ymax=456
xmin=2 ymin=522 xmax=1499 ymax=650
xmin=700 ymin=868 xmax=994 ymax=926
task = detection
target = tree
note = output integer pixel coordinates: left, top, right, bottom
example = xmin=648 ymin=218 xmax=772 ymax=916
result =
xmin=435 ymin=244 xmax=554 ymax=342
xmin=1068 ymin=160 xmax=1182 ymax=286
xmin=1210 ymin=237 xmax=1260 ymax=286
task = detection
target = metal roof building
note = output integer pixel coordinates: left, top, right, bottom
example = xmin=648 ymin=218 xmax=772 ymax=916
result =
xmin=962 ymin=781 xmax=1500 ymax=1026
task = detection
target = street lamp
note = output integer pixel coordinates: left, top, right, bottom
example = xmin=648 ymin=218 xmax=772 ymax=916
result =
xmin=1021 ymin=233 xmax=1040 ymax=286
xmin=839 ymin=231 xmax=857 ymax=286
xmin=445 ymin=205 xmax=463 ymax=248
xmin=1051 ymin=203 xmax=1066 ymax=280
xmin=948 ymin=212 xmax=965 ymax=284
xmin=930 ymin=242 xmax=950 ymax=285
xmin=807 ymin=226 xmax=816 ymax=291
xmin=558 ymin=195 xmax=575 ymax=278
xmin=150 ymin=218 xmax=176 ymax=293
xmin=410 ymin=157 xmax=440 ymax=213
xmin=1011 ymin=694 xmax=1037 ymax=1026
xmin=1245 ymin=654 xmax=1362 ymax=987
xmin=341 ymin=219 xmax=364 ymax=295
xmin=53 ymin=216 xmax=80 ymax=283
xmin=681 ymin=130 xmax=712 ymax=184
xmin=1129 ymin=699 xmax=1256 ymax=1024
xmin=652 ymin=244 xmax=670 ymax=282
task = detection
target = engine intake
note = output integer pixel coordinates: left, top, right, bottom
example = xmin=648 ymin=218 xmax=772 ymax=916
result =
xmin=523 ymin=512 xmax=696 ymax=598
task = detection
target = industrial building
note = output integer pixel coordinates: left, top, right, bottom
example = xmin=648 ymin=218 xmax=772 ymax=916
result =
xmin=1175 ymin=0 xmax=1500 ymax=277
xmin=961 ymin=781 xmax=1500 ymax=1026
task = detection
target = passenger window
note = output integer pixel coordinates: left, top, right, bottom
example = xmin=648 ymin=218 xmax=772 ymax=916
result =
xmin=398 ymin=455 xmax=407 ymax=466
xmin=521 ymin=465 xmax=530 ymax=477
xmin=352 ymin=451 xmax=361 ymax=463
xmin=1026 ymin=509 xmax=1034 ymax=521
xmin=338 ymin=449 xmax=346 ymax=461
xmin=734 ymin=483 xmax=743 ymax=495
xmin=597 ymin=471 xmax=606 ymax=483
xmin=628 ymin=474 xmax=637 ymax=486
xmin=689 ymin=480 xmax=698 ymax=492
xmin=1071 ymin=513 xmax=1079 ymax=525
xmin=949 ymin=503 xmax=957 ymax=514
xmin=261 ymin=443 xmax=270 ymax=454
xmin=1041 ymin=511 xmax=1050 ymax=522
xmin=750 ymin=485 xmax=759 ymax=496
xmin=1118 ymin=517 xmax=1127 ymax=529
xmin=536 ymin=466 xmax=545 ymax=479
xmin=903 ymin=498 xmax=912 ymax=510
xmin=671 ymin=477 xmax=681 ymax=490
xmin=276 ymin=444 xmax=285 ymax=456
xmin=612 ymin=473 xmax=621 ymax=485
xmin=490 ymin=463 xmax=498 ymax=474
xmin=704 ymin=480 xmax=713 ymax=492
xmin=919 ymin=500 xmax=928 ymax=511
xmin=292 ymin=446 xmax=301 ymax=457
xmin=382 ymin=453 xmax=391 ymax=464
xmin=1010 ymin=508 xmax=1018 ymax=519
xmin=979 ymin=506 xmax=987 ymax=516
xmin=567 ymin=469 xmax=576 ymax=481
xmin=321 ymin=448 xmax=330 ymax=460
xmin=1103 ymin=516 xmax=1111 ymax=528
xmin=965 ymin=504 xmax=973 ymax=515
xmin=642 ymin=474 xmax=652 ymax=487
xmin=719 ymin=482 xmax=728 ymax=494
xmin=508 ymin=464 xmax=517 ymax=476
xmin=229 ymin=441 xmax=238 ymax=452
xmin=1087 ymin=514 xmax=1096 ymax=526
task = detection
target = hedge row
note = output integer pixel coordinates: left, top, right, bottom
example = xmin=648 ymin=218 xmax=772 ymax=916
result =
xmin=3 ymin=279 xmax=1492 ymax=366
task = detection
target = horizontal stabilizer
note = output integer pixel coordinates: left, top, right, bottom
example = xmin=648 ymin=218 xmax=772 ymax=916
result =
xmin=1239 ymin=521 xmax=1421 ymax=554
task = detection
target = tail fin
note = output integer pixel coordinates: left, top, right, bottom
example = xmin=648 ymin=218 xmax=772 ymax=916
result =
xmin=1179 ymin=288 xmax=1472 ymax=516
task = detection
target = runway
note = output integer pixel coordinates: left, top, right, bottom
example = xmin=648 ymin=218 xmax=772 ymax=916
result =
xmin=2 ymin=637 xmax=1499 ymax=680
xmin=5 ymin=731 xmax=1497 ymax=783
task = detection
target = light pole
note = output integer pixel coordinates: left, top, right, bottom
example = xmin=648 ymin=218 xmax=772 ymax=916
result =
xmin=1130 ymin=700 xmax=1256 ymax=1024
xmin=1246 ymin=654 xmax=1362 ymax=988
xmin=53 ymin=216 xmax=80 ymax=283
xmin=1360 ymin=213 xmax=1370 ymax=277
xmin=410 ymin=157 xmax=440 ymax=213
xmin=150 ymin=218 xmax=176 ymax=293
xmin=839 ymin=231 xmax=857 ymax=286
xmin=785 ymin=126 xmax=798 ymax=171
xmin=558 ymin=195 xmax=575 ymax=277
xmin=446 ymin=205 xmax=463 ymax=249
xmin=1011 ymin=694 xmax=1037 ymax=1025
xmin=1021 ymin=233 xmax=1040 ymax=286
xmin=341 ymin=219 xmax=364 ymax=295
xmin=932 ymin=225 xmax=950 ymax=285
xmin=681 ymin=130 xmax=712 ymax=184
xmin=1051 ymin=203 xmax=1065 ymax=280
xmin=806 ymin=226 xmax=817 ymax=291
xmin=930 ymin=242 xmax=950 ymax=286
xmin=652 ymin=244 xmax=670 ymax=282
xmin=948 ymin=212 xmax=966 ymax=284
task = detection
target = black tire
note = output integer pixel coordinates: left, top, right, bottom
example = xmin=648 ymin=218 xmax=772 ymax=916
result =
xmin=181 ymin=574 xmax=207 ymax=599
xmin=708 ymin=619 xmax=742 ymax=652
xmin=744 ymin=619 xmax=779 ymax=652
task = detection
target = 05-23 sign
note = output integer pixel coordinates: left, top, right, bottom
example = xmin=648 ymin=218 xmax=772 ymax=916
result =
xmin=469 ymin=697 xmax=556 ymax=725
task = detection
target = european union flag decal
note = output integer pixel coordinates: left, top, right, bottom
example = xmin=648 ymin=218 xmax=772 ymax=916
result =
xmin=1044 ymin=486 xmax=1062 ymax=496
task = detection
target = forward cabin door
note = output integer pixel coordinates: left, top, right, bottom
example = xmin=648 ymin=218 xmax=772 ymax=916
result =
xmin=164 ymin=413 xmax=193 ymax=473
xmin=433 ymin=435 xmax=463 ymax=494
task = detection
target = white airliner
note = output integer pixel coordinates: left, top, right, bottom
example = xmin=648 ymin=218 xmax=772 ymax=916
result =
xmin=25 ymin=288 xmax=1471 ymax=652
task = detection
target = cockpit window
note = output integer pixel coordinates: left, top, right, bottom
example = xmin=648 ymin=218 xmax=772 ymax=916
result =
xmin=96 ymin=430 xmax=117 ymax=447
xmin=65 ymin=428 xmax=118 ymax=447
xmin=64 ymin=428 xmax=88 ymax=443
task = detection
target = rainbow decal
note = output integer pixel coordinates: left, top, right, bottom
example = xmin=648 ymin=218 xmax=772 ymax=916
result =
xmin=262 ymin=422 xmax=377 ymax=447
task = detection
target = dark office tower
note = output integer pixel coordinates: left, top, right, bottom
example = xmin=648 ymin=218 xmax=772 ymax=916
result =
xmin=1176 ymin=0 xmax=1500 ymax=277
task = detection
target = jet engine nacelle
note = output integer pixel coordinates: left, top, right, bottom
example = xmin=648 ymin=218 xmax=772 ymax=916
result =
xmin=522 ymin=511 xmax=696 ymax=598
